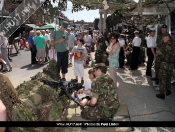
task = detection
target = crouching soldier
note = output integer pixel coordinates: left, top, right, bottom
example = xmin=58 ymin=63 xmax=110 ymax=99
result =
xmin=156 ymin=32 xmax=175 ymax=99
xmin=81 ymin=63 xmax=120 ymax=121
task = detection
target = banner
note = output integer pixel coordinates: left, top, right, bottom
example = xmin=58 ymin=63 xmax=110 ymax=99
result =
xmin=0 ymin=0 xmax=4 ymax=11
xmin=0 ymin=0 xmax=45 ymax=37
xmin=0 ymin=121 xmax=174 ymax=127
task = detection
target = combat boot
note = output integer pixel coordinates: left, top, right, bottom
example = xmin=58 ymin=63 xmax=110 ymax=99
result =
xmin=155 ymin=80 xmax=159 ymax=85
xmin=166 ymin=90 xmax=171 ymax=96
xmin=156 ymin=93 xmax=165 ymax=99
xmin=81 ymin=80 xmax=84 ymax=85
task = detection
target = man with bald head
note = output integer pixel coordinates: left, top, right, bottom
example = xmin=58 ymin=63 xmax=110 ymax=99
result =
xmin=28 ymin=30 xmax=37 ymax=65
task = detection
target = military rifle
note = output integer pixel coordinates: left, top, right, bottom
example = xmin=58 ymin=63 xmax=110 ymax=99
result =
xmin=39 ymin=78 xmax=84 ymax=109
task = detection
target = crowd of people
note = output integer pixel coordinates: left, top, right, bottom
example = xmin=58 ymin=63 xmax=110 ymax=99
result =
xmin=0 ymin=21 xmax=175 ymax=128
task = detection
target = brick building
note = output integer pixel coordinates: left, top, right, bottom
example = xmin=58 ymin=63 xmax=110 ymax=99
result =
xmin=74 ymin=20 xmax=93 ymax=29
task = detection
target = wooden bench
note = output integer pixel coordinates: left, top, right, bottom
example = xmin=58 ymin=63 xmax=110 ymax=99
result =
xmin=64 ymin=103 xmax=134 ymax=132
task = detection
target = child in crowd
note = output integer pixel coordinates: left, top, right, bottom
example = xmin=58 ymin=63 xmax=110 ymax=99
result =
xmin=69 ymin=39 xmax=87 ymax=84
xmin=48 ymin=45 xmax=57 ymax=61
xmin=76 ymin=69 xmax=95 ymax=107
xmin=19 ymin=37 xmax=28 ymax=50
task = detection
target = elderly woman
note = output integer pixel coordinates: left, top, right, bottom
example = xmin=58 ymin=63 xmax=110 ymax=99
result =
xmin=83 ymin=30 xmax=92 ymax=53
xmin=0 ymin=33 xmax=12 ymax=72
xmin=34 ymin=31 xmax=46 ymax=64
xmin=106 ymin=33 xmax=120 ymax=88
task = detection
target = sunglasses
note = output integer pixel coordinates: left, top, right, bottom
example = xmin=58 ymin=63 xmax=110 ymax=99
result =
xmin=111 ymin=37 xmax=116 ymax=40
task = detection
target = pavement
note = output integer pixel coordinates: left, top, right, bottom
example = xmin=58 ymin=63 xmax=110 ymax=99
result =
xmin=2 ymin=48 xmax=175 ymax=131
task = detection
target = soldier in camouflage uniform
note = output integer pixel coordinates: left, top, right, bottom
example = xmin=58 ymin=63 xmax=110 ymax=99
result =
xmin=151 ymin=24 xmax=169 ymax=82
xmin=156 ymin=32 xmax=175 ymax=99
xmin=81 ymin=63 xmax=120 ymax=121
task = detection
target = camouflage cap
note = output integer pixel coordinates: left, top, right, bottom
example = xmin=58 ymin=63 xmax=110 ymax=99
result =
xmin=93 ymin=63 xmax=106 ymax=68
xmin=161 ymin=24 xmax=167 ymax=28
xmin=162 ymin=32 xmax=170 ymax=37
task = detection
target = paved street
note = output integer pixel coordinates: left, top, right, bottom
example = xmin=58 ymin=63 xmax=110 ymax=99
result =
xmin=2 ymin=49 xmax=175 ymax=131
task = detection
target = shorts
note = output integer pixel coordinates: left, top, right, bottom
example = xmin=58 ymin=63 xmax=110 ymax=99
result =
xmin=86 ymin=45 xmax=91 ymax=53
xmin=74 ymin=62 xmax=84 ymax=78
xmin=57 ymin=50 xmax=69 ymax=73
xmin=81 ymin=96 xmax=91 ymax=101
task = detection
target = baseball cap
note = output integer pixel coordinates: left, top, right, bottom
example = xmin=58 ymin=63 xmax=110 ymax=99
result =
xmin=62 ymin=21 xmax=69 ymax=28
xmin=84 ymin=30 xmax=89 ymax=33
xmin=161 ymin=24 xmax=167 ymax=28
xmin=134 ymin=30 xmax=139 ymax=34
xmin=93 ymin=63 xmax=106 ymax=69
xmin=149 ymin=28 xmax=155 ymax=32
xmin=120 ymin=34 xmax=125 ymax=36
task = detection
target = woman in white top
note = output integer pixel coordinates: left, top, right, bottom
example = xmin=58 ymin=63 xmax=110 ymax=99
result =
xmin=146 ymin=29 xmax=156 ymax=76
xmin=92 ymin=30 xmax=98 ymax=49
xmin=83 ymin=30 xmax=92 ymax=53
xmin=129 ymin=31 xmax=141 ymax=70
xmin=118 ymin=34 xmax=126 ymax=68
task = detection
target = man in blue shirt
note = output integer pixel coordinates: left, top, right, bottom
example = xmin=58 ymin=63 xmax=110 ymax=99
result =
xmin=28 ymin=30 xmax=37 ymax=65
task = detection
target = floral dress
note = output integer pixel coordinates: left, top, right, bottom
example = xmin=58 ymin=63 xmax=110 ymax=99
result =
xmin=108 ymin=44 xmax=120 ymax=68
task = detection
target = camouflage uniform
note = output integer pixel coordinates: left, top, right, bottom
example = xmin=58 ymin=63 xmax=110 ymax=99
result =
xmin=159 ymin=38 xmax=175 ymax=93
xmin=154 ymin=33 xmax=164 ymax=79
xmin=81 ymin=74 xmax=120 ymax=121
